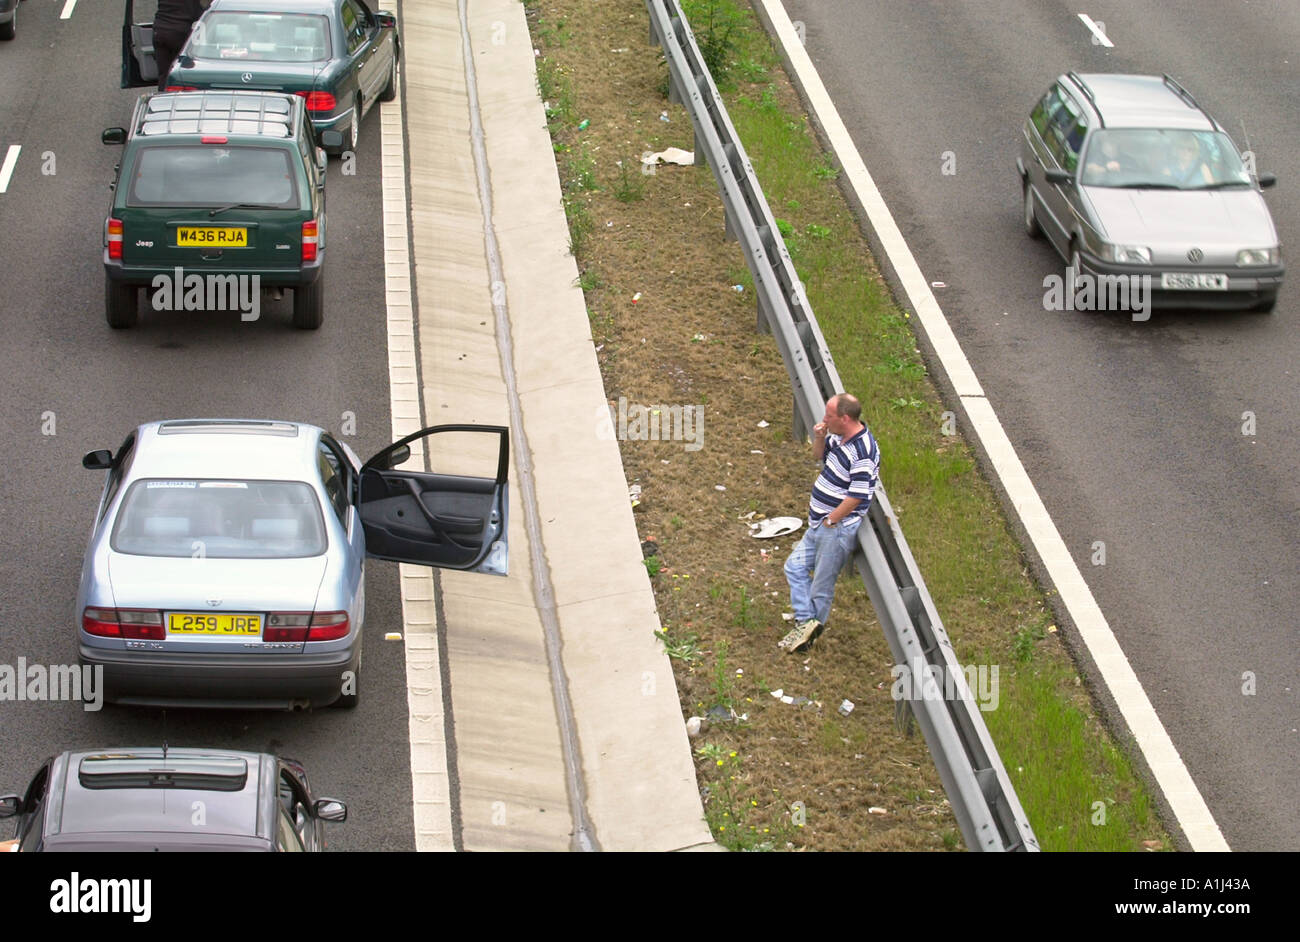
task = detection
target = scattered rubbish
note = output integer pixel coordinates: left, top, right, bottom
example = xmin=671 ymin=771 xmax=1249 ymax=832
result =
xmin=714 ymin=485 xmax=726 ymax=491
xmin=606 ymin=221 xmax=614 ymax=227
xmin=731 ymin=284 xmax=745 ymax=293
xmin=577 ymin=118 xmax=590 ymax=131
xmin=756 ymin=419 xmax=769 ymax=428
xmin=706 ymin=704 xmax=734 ymax=724
xmin=629 ymin=484 xmax=642 ymax=507
xmin=641 ymin=147 xmax=694 ymax=167
xmin=770 ymin=688 xmax=810 ymax=706
xmin=691 ymin=332 xmax=706 ymax=342
xmin=749 ymin=516 xmax=802 ymax=539
xmin=751 ymin=449 xmax=764 ymax=455
xmin=838 ymin=699 xmax=855 ymax=716
xmin=1141 ymin=839 xmax=1163 ymax=851
xmin=686 ymin=716 xmax=703 ymax=737
xmin=631 ymin=292 xmax=642 ymax=303
xmin=384 ymin=632 xmax=403 ymax=641
xmin=534 ymin=48 xmax=541 ymax=57
xmin=931 ymin=281 xmax=946 ymax=288
xmin=735 ymin=668 xmax=744 ymax=675
xmin=611 ymin=47 xmax=630 ymax=53
xmin=641 ymin=539 xmax=659 ymax=558
xmin=738 ymin=510 xmax=757 ymax=521
xmin=659 ymin=110 xmax=670 ymax=122
xmin=868 ymin=807 xmax=888 ymax=816
xmin=782 ymin=613 xmax=794 ymax=622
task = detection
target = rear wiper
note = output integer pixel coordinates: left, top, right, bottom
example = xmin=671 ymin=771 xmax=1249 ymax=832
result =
xmin=209 ymin=202 xmax=280 ymax=217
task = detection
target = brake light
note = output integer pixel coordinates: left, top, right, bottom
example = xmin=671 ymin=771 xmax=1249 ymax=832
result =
xmin=295 ymin=91 xmax=337 ymax=112
xmin=107 ymin=219 xmax=123 ymax=260
xmin=200 ymin=136 xmax=228 ymax=144
xmin=263 ymin=611 xmax=349 ymax=642
xmin=165 ymin=86 xmax=198 ymax=92
xmin=302 ymin=220 xmax=318 ymax=262
xmin=82 ymin=607 xmax=164 ymax=640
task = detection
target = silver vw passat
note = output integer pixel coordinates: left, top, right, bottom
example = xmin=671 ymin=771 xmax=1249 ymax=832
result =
xmin=76 ymin=419 xmax=508 ymax=710
xmin=1019 ymin=72 xmax=1283 ymax=312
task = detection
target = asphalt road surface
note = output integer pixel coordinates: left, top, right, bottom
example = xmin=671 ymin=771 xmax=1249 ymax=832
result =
xmin=780 ymin=0 xmax=1300 ymax=850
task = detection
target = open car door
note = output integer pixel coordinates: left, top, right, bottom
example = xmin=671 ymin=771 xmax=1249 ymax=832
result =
xmin=358 ymin=425 xmax=509 ymax=576
xmin=122 ymin=0 xmax=160 ymax=88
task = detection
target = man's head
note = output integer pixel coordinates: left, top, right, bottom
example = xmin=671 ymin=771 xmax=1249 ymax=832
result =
xmin=822 ymin=393 xmax=863 ymax=436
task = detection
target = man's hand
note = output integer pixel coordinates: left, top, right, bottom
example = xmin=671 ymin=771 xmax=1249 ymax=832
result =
xmin=814 ymin=421 xmax=828 ymax=438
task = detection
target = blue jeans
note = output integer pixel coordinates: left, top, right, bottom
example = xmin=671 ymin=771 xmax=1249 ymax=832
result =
xmin=784 ymin=516 xmax=862 ymax=624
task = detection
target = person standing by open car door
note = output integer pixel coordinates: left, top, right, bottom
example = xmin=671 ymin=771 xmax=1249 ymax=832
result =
xmin=153 ymin=0 xmax=209 ymax=90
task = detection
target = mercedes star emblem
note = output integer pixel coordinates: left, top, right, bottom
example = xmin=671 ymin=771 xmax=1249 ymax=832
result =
xmin=241 ymin=72 xmax=253 ymax=83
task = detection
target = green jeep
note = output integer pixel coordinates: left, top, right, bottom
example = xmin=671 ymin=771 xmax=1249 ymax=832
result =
xmin=102 ymin=90 xmax=328 ymax=329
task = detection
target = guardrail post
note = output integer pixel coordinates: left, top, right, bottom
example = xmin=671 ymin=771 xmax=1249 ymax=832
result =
xmin=793 ymin=397 xmax=808 ymax=441
xmin=756 ymin=294 xmax=771 ymax=335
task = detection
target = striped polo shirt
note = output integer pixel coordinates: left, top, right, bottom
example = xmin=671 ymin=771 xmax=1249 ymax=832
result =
xmin=810 ymin=427 xmax=880 ymax=524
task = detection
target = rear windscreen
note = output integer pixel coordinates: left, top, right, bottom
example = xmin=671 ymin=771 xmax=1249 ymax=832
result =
xmin=112 ymin=479 xmax=327 ymax=558
xmin=188 ymin=12 xmax=332 ymax=63
xmin=127 ymin=145 xmax=300 ymax=208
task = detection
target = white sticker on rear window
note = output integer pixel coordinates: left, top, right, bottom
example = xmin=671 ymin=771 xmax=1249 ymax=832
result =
xmin=198 ymin=481 xmax=249 ymax=488
xmin=146 ymin=481 xmax=197 ymax=488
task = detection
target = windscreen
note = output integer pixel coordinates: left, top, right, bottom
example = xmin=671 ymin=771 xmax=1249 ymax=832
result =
xmin=1080 ymin=129 xmax=1252 ymax=189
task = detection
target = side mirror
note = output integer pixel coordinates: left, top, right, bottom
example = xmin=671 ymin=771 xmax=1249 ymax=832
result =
xmin=383 ymin=445 xmax=411 ymax=470
xmin=320 ymin=130 xmax=344 ymax=151
xmin=1044 ymin=168 xmax=1074 ymax=185
xmin=0 ymin=795 xmax=20 ymax=819
xmin=375 ymin=12 xmax=397 ymax=29
xmin=82 ymin=450 xmax=114 ymax=470
xmin=102 ymin=128 xmax=126 ymax=146
xmin=314 ymin=798 xmax=348 ymax=822
xmin=1257 ymin=172 xmax=1277 ymax=189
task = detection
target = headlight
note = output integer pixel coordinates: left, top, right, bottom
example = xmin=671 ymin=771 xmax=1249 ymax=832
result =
xmin=1236 ymin=248 xmax=1278 ymax=266
xmin=1099 ymin=244 xmax=1151 ymax=264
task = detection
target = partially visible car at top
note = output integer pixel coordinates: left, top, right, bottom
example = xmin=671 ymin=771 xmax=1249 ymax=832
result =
xmin=1018 ymin=72 xmax=1283 ymax=312
xmin=0 ymin=0 xmax=19 ymax=42
xmin=101 ymin=89 xmax=329 ymax=329
xmin=152 ymin=0 xmax=400 ymax=154
xmin=76 ymin=419 xmax=508 ymax=710
xmin=0 ymin=748 xmax=346 ymax=851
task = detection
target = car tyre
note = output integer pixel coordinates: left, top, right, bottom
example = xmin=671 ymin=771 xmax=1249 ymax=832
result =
xmin=1066 ymin=243 xmax=1084 ymax=290
xmin=1023 ymin=180 xmax=1041 ymax=239
xmin=0 ymin=7 xmax=14 ymax=41
xmin=106 ymin=278 xmax=140 ymax=329
xmin=293 ymin=274 xmax=324 ymax=329
xmin=379 ymin=58 xmax=398 ymax=103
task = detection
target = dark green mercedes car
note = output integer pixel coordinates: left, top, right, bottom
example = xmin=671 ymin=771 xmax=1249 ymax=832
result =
xmin=102 ymin=90 xmax=328 ymax=329
xmin=123 ymin=0 xmax=400 ymax=154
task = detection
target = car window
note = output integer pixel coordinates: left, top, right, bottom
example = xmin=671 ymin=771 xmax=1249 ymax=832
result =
xmin=317 ymin=442 xmax=349 ymax=526
xmin=343 ymin=0 xmax=368 ymax=53
xmin=111 ymin=479 xmax=328 ymax=559
xmin=1030 ymin=86 xmax=1066 ymax=137
xmin=101 ymin=435 xmax=136 ymax=522
xmin=18 ymin=765 xmax=49 ymax=851
xmin=1044 ymin=93 xmax=1086 ymax=171
xmin=189 ymin=12 xmax=331 ymax=63
xmin=127 ymin=145 xmax=301 ymax=209
xmin=276 ymin=808 xmax=305 ymax=851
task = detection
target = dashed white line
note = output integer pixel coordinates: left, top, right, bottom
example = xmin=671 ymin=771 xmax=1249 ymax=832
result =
xmin=0 ymin=145 xmax=20 ymax=193
xmin=60 ymin=0 xmax=78 ymax=19
xmin=1078 ymin=13 xmax=1114 ymax=47
xmin=760 ymin=0 xmax=1227 ymax=850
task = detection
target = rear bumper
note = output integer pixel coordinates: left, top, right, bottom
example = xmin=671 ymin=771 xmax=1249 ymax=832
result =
xmin=80 ymin=642 xmax=357 ymax=710
xmin=104 ymin=252 xmax=323 ymax=289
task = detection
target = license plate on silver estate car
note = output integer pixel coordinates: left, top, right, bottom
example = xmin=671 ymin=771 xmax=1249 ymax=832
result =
xmin=1161 ymin=273 xmax=1228 ymax=290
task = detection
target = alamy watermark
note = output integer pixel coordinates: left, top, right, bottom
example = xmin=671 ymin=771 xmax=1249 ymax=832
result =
xmin=150 ymin=267 xmax=260 ymax=321
xmin=891 ymin=657 xmax=1000 ymax=712
xmin=596 ymin=396 xmax=704 ymax=451
xmin=1043 ymin=270 xmax=1151 ymax=322
xmin=0 ymin=659 xmax=104 ymax=711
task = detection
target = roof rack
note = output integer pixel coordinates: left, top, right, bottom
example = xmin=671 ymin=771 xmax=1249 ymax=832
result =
xmin=1162 ymin=74 xmax=1200 ymax=111
xmin=1065 ymin=71 xmax=1104 ymax=127
xmin=138 ymin=91 xmax=294 ymax=139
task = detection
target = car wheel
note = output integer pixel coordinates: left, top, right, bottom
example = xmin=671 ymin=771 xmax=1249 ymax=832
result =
xmin=1023 ymin=180 xmax=1041 ymax=239
xmin=0 ymin=6 xmax=14 ymax=41
xmin=106 ymin=278 xmax=139 ymax=329
xmin=293 ymin=274 xmax=324 ymax=329
xmin=379 ymin=57 xmax=398 ymax=103
xmin=1066 ymin=243 xmax=1083 ymax=289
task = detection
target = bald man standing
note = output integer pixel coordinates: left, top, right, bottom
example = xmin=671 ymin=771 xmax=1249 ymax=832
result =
xmin=780 ymin=394 xmax=880 ymax=653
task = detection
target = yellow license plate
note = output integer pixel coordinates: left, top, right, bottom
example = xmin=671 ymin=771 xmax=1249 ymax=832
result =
xmin=167 ymin=612 xmax=262 ymax=635
xmin=176 ymin=227 xmax=248 ymax=247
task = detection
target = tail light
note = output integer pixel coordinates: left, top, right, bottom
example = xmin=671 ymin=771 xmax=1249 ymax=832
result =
xmin=301 ymin=220 xmax=318 ymax=262
xmin=83 ymin=607 xmax=164 ymax=640
xmin=295 ymin=91 xmax=337 ymax=112
xmin=165 ymin=86 xmax=198 ymax=92
xmin=107 ymin=219 xmax=123 ymax=260
xmin=264 ymin=611 xmax=349 ymax=642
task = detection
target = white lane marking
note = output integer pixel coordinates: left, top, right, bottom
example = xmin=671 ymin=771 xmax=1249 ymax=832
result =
xmin=760 ymin=0 xmax=1227 ymax=851
xmin=378 ymin=68 xmax=456 ymax=851
xmin=0 ymin=145 xmax=19 ymax=193
xmin=1078 ymin=13 xmax=1114 ymax=47
xmin=60 ymin=0 xmax=77 ymax=20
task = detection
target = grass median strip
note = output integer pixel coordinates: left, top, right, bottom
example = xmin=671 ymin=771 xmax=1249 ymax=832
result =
xmin=524 ymin=0 xmax=1169 ymax=851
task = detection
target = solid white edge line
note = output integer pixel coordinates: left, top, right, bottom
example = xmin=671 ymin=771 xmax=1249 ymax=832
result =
xmin=60 ymin=0 xmax=77 ymax=20
xmin=1078 ymin=13 xmax=1115 ymax=48
xmin=0 ymin=145 xmax=19 ymax=193
xmin=379 ymin=72 xmax=455 ymax=852
xmin=760 ymin=0 xmax=1227 ymax=851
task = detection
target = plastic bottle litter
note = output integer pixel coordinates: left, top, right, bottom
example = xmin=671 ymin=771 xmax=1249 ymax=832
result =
xmin=631 ymin=292 xmax=642 ymax=303
xmin=577 ymin=118 xmax=590 ymax=130
xmin=731 ymin=284 xmax=744 ymax=293
xmin=659 ymin=111 xmax=670 ymax=122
